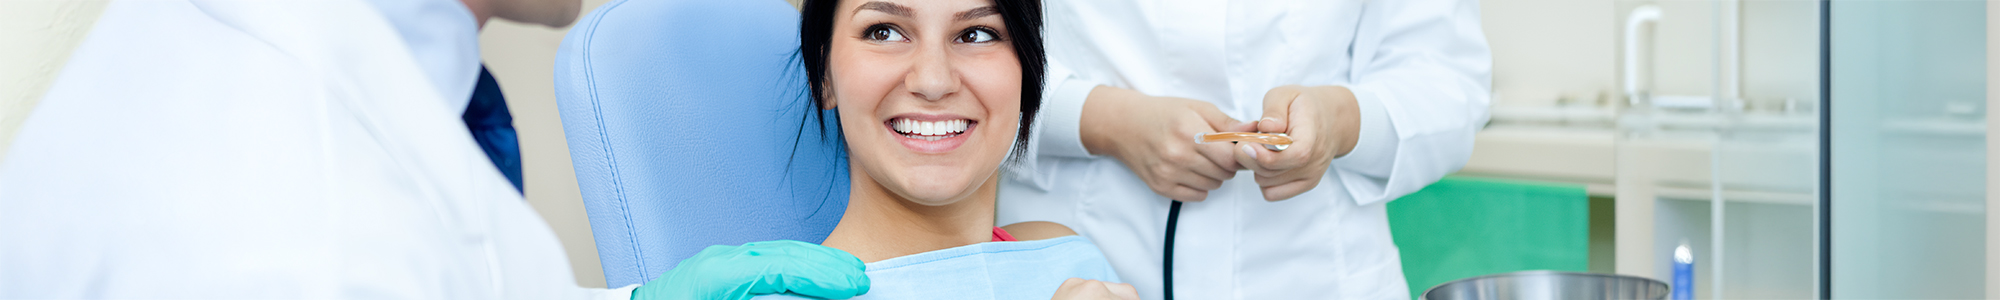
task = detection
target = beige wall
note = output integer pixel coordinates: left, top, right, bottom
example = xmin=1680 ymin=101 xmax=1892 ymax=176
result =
xmin=1482 ymin=0 xmax=1616 ymax=107
xmin=0 ymin=0 xmax=108 ymax=161
xmin=1486 ymin=0 xmax=1821 ymax=108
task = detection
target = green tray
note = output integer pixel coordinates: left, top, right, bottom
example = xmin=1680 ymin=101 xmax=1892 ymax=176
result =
xmin=1389 ymin=176 xmax=1589 ymax=299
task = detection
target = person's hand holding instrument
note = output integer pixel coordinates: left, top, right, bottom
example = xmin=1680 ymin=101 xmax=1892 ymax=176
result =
xmin=630 ymin=240 xmax=870 ymax=300
xmin=1231 ymin=85 xmax=1362 ymax=201
xmin=1195 ymin=132 xmax=1294 ymax=151
xmin=1081 ymin=86 xmax=1247 ymax=202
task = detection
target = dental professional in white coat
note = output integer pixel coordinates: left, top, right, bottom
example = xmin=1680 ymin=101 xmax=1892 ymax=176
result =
xmin=0 ymin=0 xmax=619 ymax=299
xmin=0 ymin=0 xmax=871 ymax=299
xmin=997 ymin=1 xmax=1492 ymax=300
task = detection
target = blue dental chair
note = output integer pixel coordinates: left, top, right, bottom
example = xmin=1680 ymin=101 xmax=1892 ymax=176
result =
xmin=553 ymin=0 xmax=848 ymax=288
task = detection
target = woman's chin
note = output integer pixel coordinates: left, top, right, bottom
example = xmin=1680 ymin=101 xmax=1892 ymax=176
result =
xmin=892 ymin=178 xmax=981 ymax=206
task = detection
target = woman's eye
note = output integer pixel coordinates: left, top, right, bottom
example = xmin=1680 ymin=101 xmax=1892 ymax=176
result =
xmin=956 ymin=28 xmax=999 ymax=43
xmin=864 ymin=25 xmax=906 ymax=42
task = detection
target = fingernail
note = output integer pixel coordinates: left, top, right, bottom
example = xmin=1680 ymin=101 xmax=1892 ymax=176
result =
xmin=1242 ymin=144 xmax=1257 ymax=159
xmin=1262 ymin=117 xmax=1277 ymax=123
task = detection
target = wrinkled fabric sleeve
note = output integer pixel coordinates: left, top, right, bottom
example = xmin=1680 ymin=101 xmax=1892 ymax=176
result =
xmin=1332 ymin=0 xmax=1493 ymax=206
xmin=1005 ymin=56 xmax=1100 ymax=192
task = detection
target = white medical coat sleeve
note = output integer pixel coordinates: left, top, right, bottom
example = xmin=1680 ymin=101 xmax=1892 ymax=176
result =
xmin=1334 ymin=0 xmax=1493 ymax=206
xmin=1006 ymin=57 xmax=1099 ymax=192
xmin=0 ymin=1 xmax=625 ymax=299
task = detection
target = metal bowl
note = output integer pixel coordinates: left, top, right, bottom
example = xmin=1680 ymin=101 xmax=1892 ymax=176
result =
xmin=1420 ymin=270 xmax=1670 ymax=300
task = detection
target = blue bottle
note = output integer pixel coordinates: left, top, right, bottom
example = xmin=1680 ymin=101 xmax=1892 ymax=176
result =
xmin=1673 ymin=241 xmax=1694 ymax=300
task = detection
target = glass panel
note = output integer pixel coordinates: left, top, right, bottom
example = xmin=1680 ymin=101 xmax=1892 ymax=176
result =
xmin=1829 ymin=0 xmax=1988 ymax=298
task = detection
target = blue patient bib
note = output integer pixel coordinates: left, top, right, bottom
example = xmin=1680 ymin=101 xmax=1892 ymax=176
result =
xmin=756 ymin=236 xmax=1121 ymax=300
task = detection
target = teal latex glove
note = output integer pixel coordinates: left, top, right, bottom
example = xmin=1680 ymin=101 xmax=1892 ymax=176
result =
xmin=631 ymin=240 xmax=870 ymax=300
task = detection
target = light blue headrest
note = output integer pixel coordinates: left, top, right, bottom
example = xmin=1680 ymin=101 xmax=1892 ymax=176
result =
xmin=554 ymin=0 xmax=848 ymax=288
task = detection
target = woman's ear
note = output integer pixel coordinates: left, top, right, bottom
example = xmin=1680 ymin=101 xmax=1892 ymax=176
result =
xmin=821 ymin=87 xmax=838 ymax=109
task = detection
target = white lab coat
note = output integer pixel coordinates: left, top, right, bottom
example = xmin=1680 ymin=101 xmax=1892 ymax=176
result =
xmin=0 ymin=0 xmax=632 ymax=299
xmin=998 ymin=1 xmax=1491 ymax=300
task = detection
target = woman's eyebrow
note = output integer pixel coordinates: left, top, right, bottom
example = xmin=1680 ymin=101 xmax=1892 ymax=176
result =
xmin=955 ymin=6 xmax=999 ymax=22
xmin=856 ymin=1 xmax=912 ymax=18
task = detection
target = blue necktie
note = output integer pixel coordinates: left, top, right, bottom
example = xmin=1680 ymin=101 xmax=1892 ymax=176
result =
xmin=464 ymin=65 xmax=524 ymax=193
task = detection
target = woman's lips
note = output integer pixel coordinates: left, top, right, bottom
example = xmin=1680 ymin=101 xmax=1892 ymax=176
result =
xmin=885 ymin=117 xmax=976 ymax=153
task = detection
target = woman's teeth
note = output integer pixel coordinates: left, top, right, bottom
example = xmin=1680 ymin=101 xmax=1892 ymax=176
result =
xmin=893 ymin=118 xmax=969 ymax=141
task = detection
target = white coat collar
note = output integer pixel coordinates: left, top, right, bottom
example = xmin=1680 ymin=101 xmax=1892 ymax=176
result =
xmin=362 ymin=0 xmax=482 ymax=112
xmin=185 ymin=0 xmax=505 ymax=205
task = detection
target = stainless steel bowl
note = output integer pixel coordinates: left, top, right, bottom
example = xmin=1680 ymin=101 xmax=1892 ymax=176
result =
xmin=1420 ymin=270 xmax=1670 ymax=300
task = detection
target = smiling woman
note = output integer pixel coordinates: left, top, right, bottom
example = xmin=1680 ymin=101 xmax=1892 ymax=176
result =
xmin=757 ymin=0 xmax=1132 ymax=299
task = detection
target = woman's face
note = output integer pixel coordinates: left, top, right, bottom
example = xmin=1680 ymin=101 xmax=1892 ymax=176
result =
xmin=828 ymin=0 xmax=1021 ymax=206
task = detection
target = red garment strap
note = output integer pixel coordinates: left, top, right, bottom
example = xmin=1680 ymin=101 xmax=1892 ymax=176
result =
xmin=991 ymin=226 xmax=1018 ymax=242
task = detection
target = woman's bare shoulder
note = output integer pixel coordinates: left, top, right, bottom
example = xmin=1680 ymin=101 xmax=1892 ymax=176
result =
xmin=1000 ymin=221 xmax=1078 ymax=241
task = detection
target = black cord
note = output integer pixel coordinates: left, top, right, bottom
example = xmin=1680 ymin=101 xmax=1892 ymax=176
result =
xmin=1163 ymin=200 xmax=1183 ymax=300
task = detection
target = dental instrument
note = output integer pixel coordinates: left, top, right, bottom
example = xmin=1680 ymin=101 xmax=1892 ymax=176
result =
xmin=1195 ymin=132 xmax=1292 ymax=151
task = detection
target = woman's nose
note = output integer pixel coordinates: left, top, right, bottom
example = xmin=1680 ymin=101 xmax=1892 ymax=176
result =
xmin=905 ymin=45 xmax=960 ymax=101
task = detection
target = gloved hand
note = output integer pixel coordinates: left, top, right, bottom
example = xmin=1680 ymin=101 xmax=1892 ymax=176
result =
xmin=631 ymin=240 xmax=870 ymax=300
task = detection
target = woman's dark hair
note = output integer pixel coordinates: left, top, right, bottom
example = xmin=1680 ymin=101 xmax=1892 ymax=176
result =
xmin=798 ymin=0 xmax=1046 ymax=159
